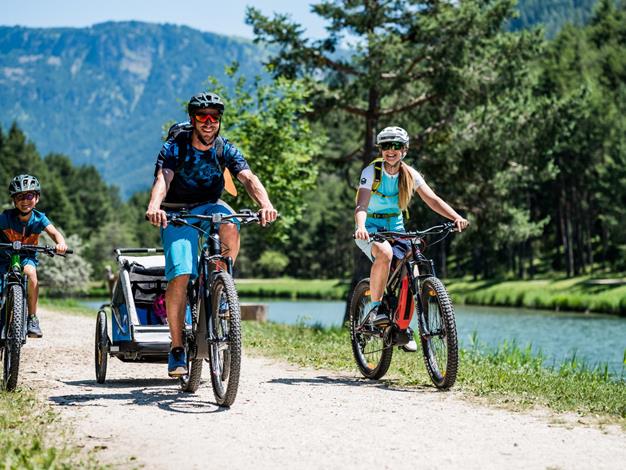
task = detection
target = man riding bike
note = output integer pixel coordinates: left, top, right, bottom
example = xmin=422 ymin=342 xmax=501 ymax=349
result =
xmin=354 ymin=126 xmax=469 ymax=351
xmin=145 ymin=92 xmax=277 ymax=377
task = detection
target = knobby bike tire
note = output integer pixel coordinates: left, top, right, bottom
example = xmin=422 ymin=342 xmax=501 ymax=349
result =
xmin=419 ymin=277 xmax=458 ymax=389
xmin=180 ymin=300 xmax=203 ymax=393
xmin=208 ymin=272 xmax=241 ymax=407
xmin=349 ymin=278 xmax=393 ymax=380
xmin=179 ymin=359 xmax=203 ymax=392
xmin=95 ymin=310 xmax=109 ymax=384
xmin=3 ymin=285 xmax=24 ymax=391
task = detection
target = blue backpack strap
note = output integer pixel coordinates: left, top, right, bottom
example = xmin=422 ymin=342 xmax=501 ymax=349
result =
xmin=167 ymin=122 xmax=225 ymax=171
xmin=214 ymin=136 xmax=225 ymax=167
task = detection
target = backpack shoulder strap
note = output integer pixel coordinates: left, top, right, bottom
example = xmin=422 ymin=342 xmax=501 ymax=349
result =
xmin=167 ymin=122 xmax=193 ymax=171
xmin=214 ymin=136 xmax=237 ymax=197
xmin=372 ymin=158 xmax=383 ymax=193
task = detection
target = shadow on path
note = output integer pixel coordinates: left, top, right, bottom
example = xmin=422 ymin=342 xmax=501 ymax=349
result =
xmin=267 ymin=375 xmax=433 ymax=393
xmin=49 ymin=378 xmax=227 ymax=414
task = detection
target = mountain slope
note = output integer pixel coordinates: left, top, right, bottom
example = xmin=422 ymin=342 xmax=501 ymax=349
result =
xmin=510 ymin=0 xmax=600 ymax=37
xmin=0 ymin=21 xmax=266 ymax=196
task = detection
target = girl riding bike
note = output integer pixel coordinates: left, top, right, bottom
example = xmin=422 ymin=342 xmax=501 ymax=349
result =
xmin=354 ymin=127 xmax=469 ymax=350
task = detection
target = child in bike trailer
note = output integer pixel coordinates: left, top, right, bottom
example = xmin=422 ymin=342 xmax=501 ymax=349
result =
xmin=0 ymin=174 xmax=67 ymax=338
xmin=354 ymin=127 xmax=469 ymax=351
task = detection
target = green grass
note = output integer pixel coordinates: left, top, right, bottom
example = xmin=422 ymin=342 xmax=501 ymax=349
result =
xmin=39 ymin=298 xmax=97 ymax=317
xmin=236 ymin=278 xmax=348 ymax=300
xmin=0 ymin=390 xmax=102 ymax=469
xmin=242 ymin=321 xmax=626 ymax=421
xmin=447 ymin=276 xmax=626 ymax=315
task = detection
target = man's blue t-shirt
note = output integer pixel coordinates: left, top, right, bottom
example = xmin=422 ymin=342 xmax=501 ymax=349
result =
xmin=0 ymin=209 xmax=51 ymax=264
xmin=154 ymin=136 xmax=250 ymax=204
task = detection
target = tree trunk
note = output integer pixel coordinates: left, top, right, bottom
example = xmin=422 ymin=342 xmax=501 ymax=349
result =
xmin=344 ymin=85 xmax=380 ymax=325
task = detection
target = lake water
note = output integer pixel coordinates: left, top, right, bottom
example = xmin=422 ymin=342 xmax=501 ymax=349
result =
xmin=79 ymin=298 xmax=626 ymax=376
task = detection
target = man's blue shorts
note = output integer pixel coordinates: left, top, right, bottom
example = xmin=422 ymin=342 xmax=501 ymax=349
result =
xmin=161 ymin=200 xmax=239 ymax=282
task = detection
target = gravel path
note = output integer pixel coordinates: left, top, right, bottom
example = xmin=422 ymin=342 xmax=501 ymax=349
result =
xmin=20 ymin=307 xmax=626 ymax=469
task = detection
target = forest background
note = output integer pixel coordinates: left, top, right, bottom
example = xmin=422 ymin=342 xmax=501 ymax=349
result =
xmin=1 ymin=0 xmax=625 ymax=293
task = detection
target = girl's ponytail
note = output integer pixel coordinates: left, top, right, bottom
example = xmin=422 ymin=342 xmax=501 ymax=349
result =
xmin=398 ymin=162 xmax=415 ymax=210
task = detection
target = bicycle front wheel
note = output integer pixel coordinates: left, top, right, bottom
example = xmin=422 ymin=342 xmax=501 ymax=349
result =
xmin=349 ymin=278 xmax=393 ymax=380
xmin=208 ymin=272 xmax=241 ymax=407
xmin=3 ymin=285 xmax=25 ymax=391
xmin=419 ymin=277 xmax=458 ymax=389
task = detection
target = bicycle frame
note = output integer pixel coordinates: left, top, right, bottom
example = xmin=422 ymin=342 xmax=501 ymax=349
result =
xmin=0 ymin=242 xmax=72 ymax=344
xmin=0 ymin=254 xmax=28 ymax=343
xmin=382 ymin=241 xmax=430 ymax=331
xmin=166 ymin=211 xmax=259 ymax=360
xmin=374 ymin=223 xmax=454 ymax=340
xmin=0 ymin=245 xmax=28 ymax=345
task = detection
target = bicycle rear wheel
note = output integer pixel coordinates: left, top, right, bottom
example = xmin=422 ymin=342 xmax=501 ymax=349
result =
xmin=180 ymin=302 xmax=203 ymax=393
xmin=349 ymin=278 xmax=393 ymax=380
xmin=208 ymin=272 xmax=241 ymax=407
xmin=419 ymin=277 xmax=458 ymax=389
xmin=3 ymin=285 xmax=25 ymax=391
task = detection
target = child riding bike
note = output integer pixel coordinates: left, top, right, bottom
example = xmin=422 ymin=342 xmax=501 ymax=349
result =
xmin=354 ymin=127 xmax=469 ymax=351
xmin=0 ymin=174 xmax=68 ymax=337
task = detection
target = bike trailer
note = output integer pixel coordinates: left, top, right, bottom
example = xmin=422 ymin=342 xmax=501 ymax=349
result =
xmin=97 ymin=248 xmax=191 ymax=364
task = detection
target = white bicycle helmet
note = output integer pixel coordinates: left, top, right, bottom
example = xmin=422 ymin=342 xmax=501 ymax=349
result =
xmin=376 ymin=126 xmax=410 ymax=147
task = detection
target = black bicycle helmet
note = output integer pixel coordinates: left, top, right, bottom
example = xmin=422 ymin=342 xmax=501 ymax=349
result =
xmin=9 ymin=174 xmax=41 ymax=196
xmin=187 ymin=92 xmax=225 ymax=115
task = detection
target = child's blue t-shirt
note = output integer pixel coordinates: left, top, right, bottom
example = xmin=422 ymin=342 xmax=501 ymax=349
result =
xmin=0 ymin=209 xmax=50 ymax=264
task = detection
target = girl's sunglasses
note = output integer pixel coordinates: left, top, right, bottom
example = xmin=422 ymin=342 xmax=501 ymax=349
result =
xmin=380 ymin=142 xmax=405 ymax=151
xmin=14 ymin=192 xmax=38 ymax=201
xmin=194 ymin=113 xmax=221 ymax=124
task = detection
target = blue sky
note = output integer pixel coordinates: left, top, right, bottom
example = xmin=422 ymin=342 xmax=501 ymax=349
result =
xmin=1 ymin=0 xmax=327 ymax=39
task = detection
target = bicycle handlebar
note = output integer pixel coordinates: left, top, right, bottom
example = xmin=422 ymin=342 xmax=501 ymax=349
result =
xmin=0 ymin=242 xmax=73 ymax=256
xmin=370 ymin=222 xmax=456 ymax=241
xmin=352 ymin=222 xmax=456 ymax=242
xmin=168 ymin=209 xmax=264 ymax=225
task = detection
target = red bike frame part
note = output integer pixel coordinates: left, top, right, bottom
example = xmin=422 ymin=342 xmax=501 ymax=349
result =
xmin=394 ymin=275 xmax=415 ymax=329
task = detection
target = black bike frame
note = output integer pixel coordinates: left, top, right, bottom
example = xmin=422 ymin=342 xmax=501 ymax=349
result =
xmin=0 ymin=263 xmax=27 ymax=344
xmin=0 ymin=243 xmax=72 ymax=343
xmin=166 ymin=211 xmax=258 ymax=357
xmin=373 ymin=223 xmax=455 ymax=337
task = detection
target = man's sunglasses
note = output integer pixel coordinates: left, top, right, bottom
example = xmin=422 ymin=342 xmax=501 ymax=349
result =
xmin=14 ymin=192 xmax=38 ymax=201
xmin=194 ymin=113 xmax=221 ymax=124
xmin=380 ymin=142 xmax=405 ymax=151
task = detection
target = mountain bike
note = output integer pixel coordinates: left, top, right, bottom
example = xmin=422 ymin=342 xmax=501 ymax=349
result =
xmin=0 ymin=242 xmax=72 ymax=391
xmin=350 ymin=223 xmax=459 ymax=389
xmin=166 ymin=209 xmax=267 ymax=406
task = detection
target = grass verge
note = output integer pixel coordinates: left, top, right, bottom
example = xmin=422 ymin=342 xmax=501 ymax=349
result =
xmin=447 ymin=276 xmax=626 ymax=315
xmin=40 ymin=298 xmax=96 ymax=317
xmin=0 ymin=389 xmax=101 ymax=468
xmin=236 ymin=278 xmax=347 ymax=300
xmin=243 ymin=321 xmax=626 ymax=422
